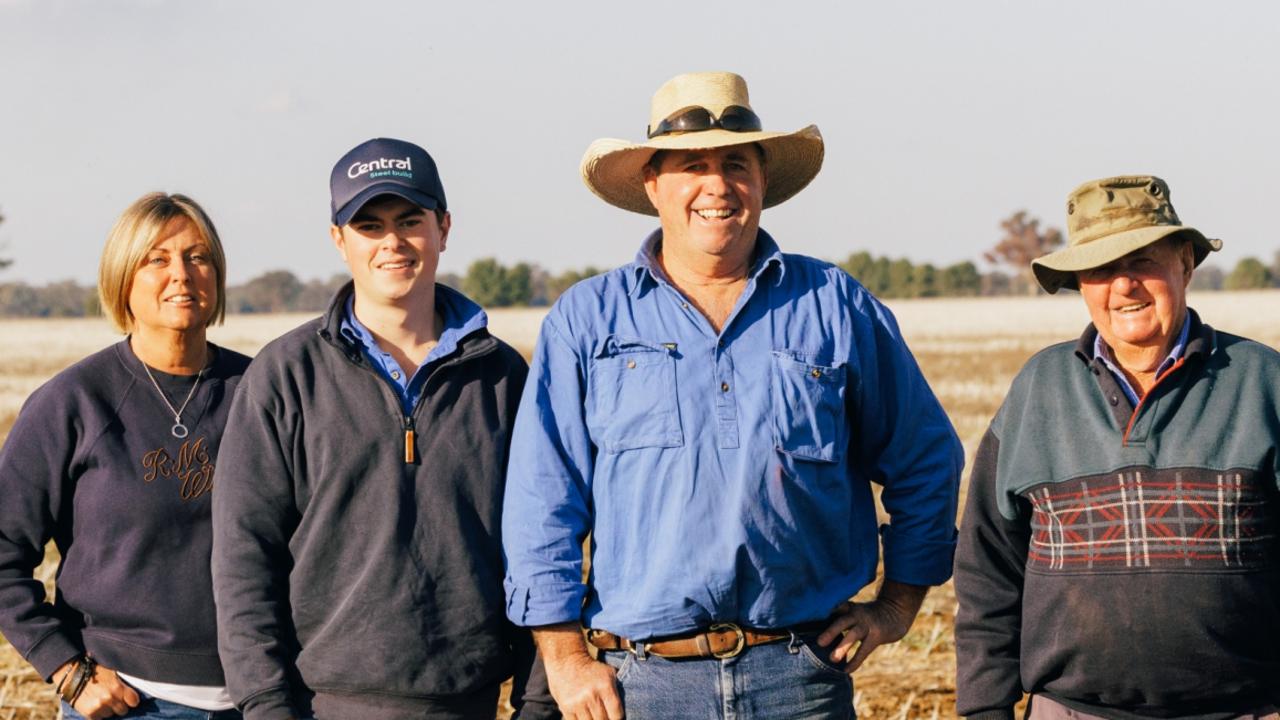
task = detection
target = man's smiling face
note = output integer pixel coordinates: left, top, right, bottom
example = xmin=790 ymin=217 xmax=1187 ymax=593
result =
xmin=330 ymin=194 xmax=449 ymax=311
xmin=643 ymin=144 xmax=766 ymax=262
xmin=1077 ymin=236 xmax=1195 ymax=361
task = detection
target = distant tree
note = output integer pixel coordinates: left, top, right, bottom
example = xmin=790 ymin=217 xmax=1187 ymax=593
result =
xmin=1271 ymin=251 xmax=1280 ymax=289
xmin=230 ymin=270 xmax=305 ymax=313
xmin=0 ymin=208 xmax=11 ymax=271
xmin=985 ymin=211 xmax=1063 ymax=295
xmin=293 ymin=273 xmax=350 ymax=311
xmin=939 ymin=261 xmax=982 ymax=297
xmin=913 ymin=263 xmax=938 ymax=298
xmin=885 ymin=258 xmax=915 ymax=298
xmin=1188 ymin=264 xmax=1225 ymax=292
xmin=980 ymin=270 xmax=1014 ymax=297
xmin=527 ymin=265 xmax=552 ymax=306
xmin=546 ymin=266 xmax=604 ymax=304
xmin=0 ymin=280 xmax=95 ymax=317
xmin=0 ymin=283 xmax=39 ymax=316
xmin=505 ymin=262 xmax=534 ymax=306
xmin=1224 ymin=257 xmax=1272 ymax=290
xmin=437 ymin=271 xmax=463 ymax=289
xmin=463 ymin=258 xmax=512 ymax=307
xmin=41 ymin=280 xmax=94 ymax=317
xmin=840 ymin=251 xmax=875 ymax=287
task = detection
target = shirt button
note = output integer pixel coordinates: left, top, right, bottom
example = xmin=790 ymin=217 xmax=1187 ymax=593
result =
xmin=627 ymin=360 xmax=637 ymax=369
xmin=682 ymin=302 xmax=690 ymax=310
xmin=391 ymin=371 xmax=401 ymax=380
xmin=721 ymin=382 xmax=730 ymax=392
xmin=1109 ymin=395 xmax=1119 ymax=406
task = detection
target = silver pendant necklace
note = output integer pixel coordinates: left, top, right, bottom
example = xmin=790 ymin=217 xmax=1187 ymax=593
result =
xmin=141 ymin=361 xmax=205 ymax=439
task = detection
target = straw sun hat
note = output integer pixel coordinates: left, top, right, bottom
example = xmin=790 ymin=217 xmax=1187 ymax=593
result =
xmin=1031 ymin=175 xmax=1222 ymax=294
xmin=581 ymin=71 xmax=825 ymax=216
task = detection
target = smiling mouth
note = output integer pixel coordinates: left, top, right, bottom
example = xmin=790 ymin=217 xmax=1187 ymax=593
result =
xmin=1114 ymin=302 xmax=1151 ymax=313
xmin=165 ymin=294 xmax=195 ymax=305
xmin=378 ymin=260 xmax=415 ymax=270
xmin=694 ymin=208 xmax=736 ymax=219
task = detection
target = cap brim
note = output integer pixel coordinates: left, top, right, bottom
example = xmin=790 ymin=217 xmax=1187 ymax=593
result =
xmin=333 ymin=185 xmax=442 ymax=227
xmin=580 ymin=125 xmax=824 ymax=215
xmin=1031 ymin=226 xmax=1222 ymax=294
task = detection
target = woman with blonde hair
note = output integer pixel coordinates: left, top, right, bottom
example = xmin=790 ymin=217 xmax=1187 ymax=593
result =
xmin=0 ymin=192 xmax=249 ymax=719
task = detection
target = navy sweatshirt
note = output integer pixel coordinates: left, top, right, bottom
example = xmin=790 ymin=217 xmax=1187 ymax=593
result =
xmin=0 ymin=340 xmax=250 ymax=683
xmin=212 ymin=284 xmax=553 ymax=720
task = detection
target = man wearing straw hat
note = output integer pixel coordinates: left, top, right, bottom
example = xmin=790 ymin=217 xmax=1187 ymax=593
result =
xmin=955 ymin=176 xmax=1280 ymax=719
xmin=503 ymin=71 xmax=963 ymax=719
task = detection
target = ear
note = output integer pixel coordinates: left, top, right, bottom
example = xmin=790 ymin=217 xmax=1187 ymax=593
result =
xmin=437 ymin=212 xmax=451 ymax=253
xmin=642 ymin=164 xmax=660 ymax=208
xmin=1179 ymin=240 xmax=1195 ymax=287
xmin=330 ymin=225 xmax=348 ymax=263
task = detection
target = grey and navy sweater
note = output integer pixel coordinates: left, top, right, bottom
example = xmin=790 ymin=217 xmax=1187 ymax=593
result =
xmin=0 ymin=340 xmax=250 ymax=684
xmin=955 ymin=311 xmax=1280 ymax=719
xmin=212 ymin=283 xmax=552 ymax=720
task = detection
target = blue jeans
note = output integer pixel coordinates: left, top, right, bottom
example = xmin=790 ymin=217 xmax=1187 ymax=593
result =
xmin=62 ymin=695 xmax=242 ymax=720
xmin=600 ymin=632 xmax=854 ymax=719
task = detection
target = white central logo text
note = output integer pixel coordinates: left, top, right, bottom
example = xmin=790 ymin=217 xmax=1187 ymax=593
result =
xmin=348 ymin=156 xmax=413 ymax=179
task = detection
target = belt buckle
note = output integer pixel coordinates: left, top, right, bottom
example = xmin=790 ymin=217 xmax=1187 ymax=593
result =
xmin=708 ymin=622 xmax=746 ymax=659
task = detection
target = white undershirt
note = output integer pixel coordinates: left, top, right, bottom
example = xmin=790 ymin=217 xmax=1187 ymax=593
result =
xmin=116 ymin=672 xmax=235 ymax=712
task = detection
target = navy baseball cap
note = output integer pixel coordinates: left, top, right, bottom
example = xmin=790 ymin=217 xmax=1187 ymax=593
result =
xmin=330 ymin=138 xmax=447 ymax=226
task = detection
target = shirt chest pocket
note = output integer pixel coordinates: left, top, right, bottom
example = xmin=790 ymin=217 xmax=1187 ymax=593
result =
xmin=771 ymin=352 xmax=847 ymax=463
xmin=586 ymin=336 xmax=684 ymax=453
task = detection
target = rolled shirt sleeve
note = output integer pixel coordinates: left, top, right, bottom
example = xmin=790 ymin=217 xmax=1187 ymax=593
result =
xmin=850 ymin=294 xmax=963 ymax=586
xmin=503 ymin=315 xmax=594 ymax=627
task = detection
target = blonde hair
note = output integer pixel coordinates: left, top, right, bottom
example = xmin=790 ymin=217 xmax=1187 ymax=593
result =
xmin=98 ymin=192 xmax=227 ymax=333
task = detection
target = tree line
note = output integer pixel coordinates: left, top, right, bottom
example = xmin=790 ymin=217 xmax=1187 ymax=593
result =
xmin=1 ymin=209 xmax=1278 ymax=317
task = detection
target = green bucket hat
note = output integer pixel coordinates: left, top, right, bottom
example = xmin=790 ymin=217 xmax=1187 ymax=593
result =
xmin=1031 ymin=175 xmax=1222 ymax=294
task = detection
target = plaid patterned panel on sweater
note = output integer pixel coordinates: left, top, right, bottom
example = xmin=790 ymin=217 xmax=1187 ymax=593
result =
xmin=1025 ymin=468 xmax=1276 ymax=570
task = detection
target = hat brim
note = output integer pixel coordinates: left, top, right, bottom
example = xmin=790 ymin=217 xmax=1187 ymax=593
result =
xmin=580 ymin=125 xmax=824 ymax=215
xmin=333 ymin=185 xmax=442 ymax=227
xmin=1031 ymin=225 xmax=1222 ymax=294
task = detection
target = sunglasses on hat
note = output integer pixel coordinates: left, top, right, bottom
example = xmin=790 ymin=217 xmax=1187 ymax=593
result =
xmin=647 ymin=105 xmax=763 ymax=139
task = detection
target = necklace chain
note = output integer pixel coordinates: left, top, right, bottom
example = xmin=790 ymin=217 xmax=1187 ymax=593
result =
xmin=141 ymin=361 xmax=205 ymax=439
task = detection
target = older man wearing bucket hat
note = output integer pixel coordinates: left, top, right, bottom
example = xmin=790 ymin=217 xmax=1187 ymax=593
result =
xmin=955 ymin=175 xmax=1280 ymax=719
xmin=502 ymin=71 xmax=962 ymax=719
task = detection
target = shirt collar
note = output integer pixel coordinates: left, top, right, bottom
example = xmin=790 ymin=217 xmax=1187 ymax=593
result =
xmin=1090 ymin=312 xmax=1191 ymax=405
xmin=629 ymin=228 xmax=786 ymax=297
xmin=339 ymin=284 xmax=489 ymax=361
xmin=1091 ymin=312 xmax=1191 ymax=371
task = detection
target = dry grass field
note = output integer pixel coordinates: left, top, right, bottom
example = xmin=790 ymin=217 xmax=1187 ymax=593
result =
xmin=2 ymin=291 xmax=1278 ymax=719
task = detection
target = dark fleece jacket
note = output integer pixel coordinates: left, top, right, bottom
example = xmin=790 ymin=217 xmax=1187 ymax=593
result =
xmin=212 ymin=283 xmax=554 ymax=720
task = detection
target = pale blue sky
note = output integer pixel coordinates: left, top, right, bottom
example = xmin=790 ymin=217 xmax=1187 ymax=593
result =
xmin=1 ymin=0 xmax=1276 ymax=284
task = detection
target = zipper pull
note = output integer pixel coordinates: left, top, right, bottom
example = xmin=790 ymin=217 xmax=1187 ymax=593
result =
xmin=404 ymin=417 xmax=416 ymax=465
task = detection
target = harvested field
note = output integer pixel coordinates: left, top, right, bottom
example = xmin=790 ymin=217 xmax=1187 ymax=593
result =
xmin=2 ymin=290 xmax=1278 ymax=718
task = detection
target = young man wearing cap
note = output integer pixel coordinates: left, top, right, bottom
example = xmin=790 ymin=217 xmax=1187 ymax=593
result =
xmin=212 ymin=138 xmax=555 ymax=720
xmin=502 ymin=72 xmax=962 ymax=718
xmin=955 ymin=176 xmax=1280 ymax=719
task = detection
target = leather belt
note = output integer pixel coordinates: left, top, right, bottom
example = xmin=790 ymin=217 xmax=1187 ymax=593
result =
xmin=586 ymin=621 xmax=828 ymax=659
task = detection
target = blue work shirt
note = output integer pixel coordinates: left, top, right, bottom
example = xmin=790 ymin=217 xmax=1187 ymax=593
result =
xmin=339 ymin=284 xmax=488 ymax=415
xmin=1093 ymin=314 xmax=1191 ymax=406
xmin=502 ymin=230 xmax=963 ymax=640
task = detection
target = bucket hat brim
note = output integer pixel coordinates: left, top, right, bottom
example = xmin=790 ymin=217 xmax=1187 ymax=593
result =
xmin=1032 ymin=225 xmax=1222 ymax=294
xmin=581 ymin=125 xmax=824 ymax=216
